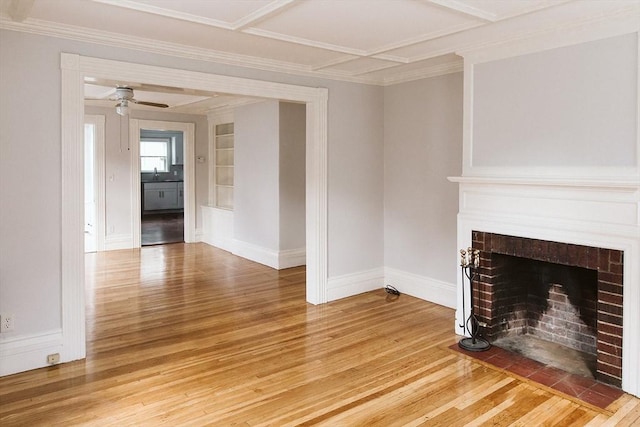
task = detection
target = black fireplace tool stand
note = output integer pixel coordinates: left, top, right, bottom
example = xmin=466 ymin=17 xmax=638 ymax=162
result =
xmin=458 ymin=248 xmax=491 ymax=352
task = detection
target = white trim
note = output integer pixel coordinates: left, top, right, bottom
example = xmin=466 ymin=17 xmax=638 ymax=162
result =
xmin=327 ymin=268 xmax=385 ymax=302
xmin=278 ymin=248 xmax=306 ymax=269
xmin=232 ymin=239 xmax=279 ymax=269
xmin=59 ymin=53 xmax=328 ymax=375
xmin=457 ymin=7 xmax=640 ymax=64
xmin=452 ymin=180 xmax=640 ymax=397
xmin=0 ymin=330 xmax=63 ymax=376
xmin=104 ymin=233 xmax=133 ymax=251
xmin=230 ymin=241 xmax=304 ymax=270
xmin=384 ymin=267 xmax=456 ymax=309
xmin=207 ymin=109 xmax=235 ymax=208
xmin=131 ymin=119 xmax=196 ymax=245
xmin=201 ymin=205 xmax=235 ymax=253
xmin=195 ymin=228 xmax=203 ymax=242
xmin=459 ymin=28 xmax=640 ymax=182
xmin=129 ymin=119 xmax=140 ymax=247
xmin=60 ymin=53 xmax=86 ymax=365
xmin=84 ymin=114 xmax=106 ymax=252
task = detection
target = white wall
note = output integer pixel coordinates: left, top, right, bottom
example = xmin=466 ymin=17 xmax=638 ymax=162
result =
xmin=328 ymin=82 xmax=385 ymax=277
xmin=233 ymin=100 xmax=306 ymax=264
xmin=234 ymin=100 xmax=281 ymax=251
xmin=279 ymin=102 xmax=306 ymax=251
xmin=383 ymin=73 xmax=463 ymax=307
xmin=0 ymin=29 xmax=384 ymax=342
xmin=472 ymin=33 xmax=637 ymax=168
xmin=0 ymin=30 xmax=62 ymax=335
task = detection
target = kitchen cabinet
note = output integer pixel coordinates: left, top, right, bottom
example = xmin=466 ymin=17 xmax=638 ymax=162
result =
xmin=143 ymin=181 xmax=182 ymax=211
xmin=172 ymin=138 xmax=183 ymax=165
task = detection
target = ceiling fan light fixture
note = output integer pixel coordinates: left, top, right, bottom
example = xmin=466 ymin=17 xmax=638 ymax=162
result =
xmin=116 ymin=100 xmax=129 ymax=116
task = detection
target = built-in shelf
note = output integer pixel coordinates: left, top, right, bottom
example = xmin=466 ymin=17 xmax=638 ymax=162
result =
xmin=215 ymin=122 xmax=234 ymax=210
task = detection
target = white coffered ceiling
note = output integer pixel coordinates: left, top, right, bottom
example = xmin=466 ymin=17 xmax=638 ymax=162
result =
xmin=2 ymin=0 xmax=639 ymax=115
xmin=1 ymin=0 xmax=638 ymax=88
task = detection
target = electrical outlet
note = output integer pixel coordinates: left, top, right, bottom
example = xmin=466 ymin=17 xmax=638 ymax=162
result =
xmin=0 ymin=314 xmax=14 ymax=332
xmin=47 ymin=353 xmax=60 ymax=365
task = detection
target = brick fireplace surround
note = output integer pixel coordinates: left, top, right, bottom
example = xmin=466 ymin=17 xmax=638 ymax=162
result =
xmin=471 ymin=231 xmax=624 ymax=387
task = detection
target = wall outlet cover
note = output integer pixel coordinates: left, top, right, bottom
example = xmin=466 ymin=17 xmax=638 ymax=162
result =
xmin=0 ymin=314 xmax=14 ymax=332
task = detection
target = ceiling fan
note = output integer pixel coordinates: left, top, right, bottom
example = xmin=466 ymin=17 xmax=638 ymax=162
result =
xmin=113 ymin=86 xmax=169 ymax=116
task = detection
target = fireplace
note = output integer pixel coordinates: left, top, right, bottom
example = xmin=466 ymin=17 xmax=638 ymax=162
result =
xmin=471 ymin=231 xmax=623 ymax=387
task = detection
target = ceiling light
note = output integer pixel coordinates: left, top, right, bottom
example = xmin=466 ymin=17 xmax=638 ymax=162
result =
xmin=116 ymin=100 xmax=129 ymax=116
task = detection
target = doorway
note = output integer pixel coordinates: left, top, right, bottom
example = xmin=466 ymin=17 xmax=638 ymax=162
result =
xmin=139 ymin=129 xmax=185 ymax=246
xmin=61 ymin=53 xmax=328 ymax=364
xmin=129 ymin=119 xmax=196 ymax=248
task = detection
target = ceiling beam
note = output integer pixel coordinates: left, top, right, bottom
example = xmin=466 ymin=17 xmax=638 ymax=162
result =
xmin=426 ymin=0 xmax=497 ymax=22
xmin=232 ymin=0 xmax=297 ymax=30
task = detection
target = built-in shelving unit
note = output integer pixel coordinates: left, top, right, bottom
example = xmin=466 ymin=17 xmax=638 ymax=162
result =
xmin=215 ymin=122 xmax=234 ymax=210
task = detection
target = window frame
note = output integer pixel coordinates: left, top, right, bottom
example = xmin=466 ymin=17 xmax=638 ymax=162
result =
xmin=140 ymin=137 xmax=171 ymax=172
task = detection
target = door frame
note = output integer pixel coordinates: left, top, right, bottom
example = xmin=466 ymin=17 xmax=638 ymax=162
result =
xmin=61 ymin=53 xmax=328 ymax=364
xmin=131 ymin=120 xmax=195 ymax=246
xmin=84 ymin=114 xmax=106 ymax=252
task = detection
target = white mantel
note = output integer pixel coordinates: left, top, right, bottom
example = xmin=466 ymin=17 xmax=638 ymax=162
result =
xmin=451 ymin=14 xmax=640 ymax=396
xmin=450 ymin=176 xmax=640 ymax=396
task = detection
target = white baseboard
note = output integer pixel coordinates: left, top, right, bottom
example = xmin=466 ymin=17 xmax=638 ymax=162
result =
xmin=278 ymin=247 xmax=306 ymax=269
xmin=384 ymin=267 xmax=456 ymax=309
xmin=0 ymin=330 xmax=63 ymax=376
xmin=232 ymin=240 xmax=279 ymax=269
xmin=231 ymin=240 xmax=306 ymax=270
xmin=327 ymin=268 xmax=385 ymax=302
xmin=105 ymin=234 xmax=133 ymax=251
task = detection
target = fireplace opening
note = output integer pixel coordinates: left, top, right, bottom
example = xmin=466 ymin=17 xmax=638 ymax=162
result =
xmin=472 ymin=231 xmax=624 ymax=387
xmin=488 ymin=254 xmax=599 ymax=379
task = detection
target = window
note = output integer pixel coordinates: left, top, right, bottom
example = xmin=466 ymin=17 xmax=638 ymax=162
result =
xmin=140 ymin=138 xmax=170 ymax=172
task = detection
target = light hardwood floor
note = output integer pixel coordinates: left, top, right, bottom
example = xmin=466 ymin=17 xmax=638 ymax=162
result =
xmin=1 ymin=243 xmax=639 ymax=426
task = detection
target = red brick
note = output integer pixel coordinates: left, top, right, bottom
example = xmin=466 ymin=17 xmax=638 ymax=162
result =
xmin=597 ymin=361 xmax=622 ymax=378
xmin=598 ymin=322 xmax=622 ymax=336
xmin=609 ymin=250 xmax=622 ymax=264
xmin=598 ymin=249 xmax=610 ymax=271
xmin=598 ymin=302 xmax=623 ymax=317
xmin=599 ymin=271 xmax=623 ymax=285
xmin=597 ymin=351 xmax=622 ymax=367
xmin=598 ymin=312 xmax=623 ymax=326
xmin=609 ymin=263 xmax=623 ymax=275
xmin=599 ymin=291 xmax=623 ymax=306
xmin=598 ymin=333 xmax=623 ymax=347
xmin=597 ymin=342 xmax=622 ymax=359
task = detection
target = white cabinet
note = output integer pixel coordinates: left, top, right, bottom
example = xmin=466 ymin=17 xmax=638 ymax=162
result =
xmin=143 ymin=181 xmax=182 ymax=211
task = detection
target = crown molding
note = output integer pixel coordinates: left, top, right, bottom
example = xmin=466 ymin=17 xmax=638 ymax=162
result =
xmin=456 ymin=4 xmax=640 ymax=63
xmin=0 ymin=17 xmax=384 ymax=85
xmin=382 ymin=60 xmax=463 ymax=86
xmin=0 ymin=17 xmax=466 ymax=87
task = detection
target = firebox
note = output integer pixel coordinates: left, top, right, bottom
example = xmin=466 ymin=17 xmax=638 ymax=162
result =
xmin=471 ymin=231 xmax=624 ymax=388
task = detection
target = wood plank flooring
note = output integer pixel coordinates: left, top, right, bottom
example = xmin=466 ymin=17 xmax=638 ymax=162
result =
xmin=1 ymin=243 xmax=639 ymax=426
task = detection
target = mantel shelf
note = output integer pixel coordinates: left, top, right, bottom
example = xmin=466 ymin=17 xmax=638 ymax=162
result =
xmin=448 ymin=176 xmax=640 ymax=191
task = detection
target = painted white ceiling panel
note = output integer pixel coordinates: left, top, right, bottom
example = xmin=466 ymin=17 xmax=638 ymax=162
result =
xmin=120 ymin=0 xmax=274 ymax=24
xmin=251 ymin=0 xmax=481 ymax=52
xmin=3 ymin=0 xmax=637 ymax=85
xmin=29 ymin=0 xmax=344 ymax=66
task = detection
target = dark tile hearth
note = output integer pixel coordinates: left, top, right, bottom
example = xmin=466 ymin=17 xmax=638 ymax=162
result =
xmin=449 ymin=343 xmax=623 ymax=409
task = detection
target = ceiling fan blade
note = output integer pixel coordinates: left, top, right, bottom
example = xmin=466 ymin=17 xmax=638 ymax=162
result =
xmin=132 ymin=100 xmax=169 ymax=108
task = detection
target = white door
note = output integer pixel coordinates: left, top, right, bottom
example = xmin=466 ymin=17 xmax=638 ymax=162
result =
xmin=84 ymin=122 xmax=96 ymax=253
